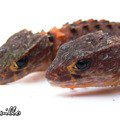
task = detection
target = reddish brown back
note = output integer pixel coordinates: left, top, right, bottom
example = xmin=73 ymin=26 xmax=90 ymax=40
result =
xmin=48 ymin=19 xmax=120 ymax=57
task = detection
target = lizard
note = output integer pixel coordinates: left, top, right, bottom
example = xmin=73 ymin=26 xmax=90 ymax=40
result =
xmin=1 ymin=19 xmax=120 ymax=89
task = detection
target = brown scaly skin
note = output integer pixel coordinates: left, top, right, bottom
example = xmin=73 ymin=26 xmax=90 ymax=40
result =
xmin=1 ymin=19 xmax=120 ymax=87
xmin=46 ymin=31 xmax=120 ymax=88
xmin=0 ymin=30 xmax=53 ymax=84
xmin=48 ymin=19 xmax=120 ymax=57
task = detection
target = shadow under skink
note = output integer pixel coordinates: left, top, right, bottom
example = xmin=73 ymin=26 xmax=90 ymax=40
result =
xmin=13 ymin=72 xmax=46 ymax=84
xmin=58 ymin=86 xmax=120 ymax=97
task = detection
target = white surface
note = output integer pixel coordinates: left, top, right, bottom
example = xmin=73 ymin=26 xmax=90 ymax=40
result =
xmin=0 ymin=0 xmax=120 ymax=120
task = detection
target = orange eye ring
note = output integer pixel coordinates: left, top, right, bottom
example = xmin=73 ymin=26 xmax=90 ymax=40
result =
xmin=10 ymin=61 xmax=19 ymax=71
xmin=10 ymin=56 xmax=29 ymax=71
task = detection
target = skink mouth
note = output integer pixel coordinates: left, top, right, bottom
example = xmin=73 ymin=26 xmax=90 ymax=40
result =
xmin=46 ymin=69 xmax=76 ymax=88
xmin=47 ymin=78 xmax=79 ymax=89
xmin=0 ymin=70 xmax=20 ymax=84
xmin=0 ymin=77 xmax=12 ymax=85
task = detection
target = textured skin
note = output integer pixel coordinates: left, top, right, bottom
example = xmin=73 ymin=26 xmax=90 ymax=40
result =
xmin=48 ymin=19 xmax=120 ymax=57
xmin=1 ymin=19 xmax=120 ymax=87
xmin=0 ymin=30 xmax=52 ymax=84
xmin=46 ymin=31 xmax=120 ymax=88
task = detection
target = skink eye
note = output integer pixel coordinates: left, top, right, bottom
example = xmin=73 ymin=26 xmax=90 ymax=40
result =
xmin=16 ymin=56 xmax=29 ymax=69
xmin=76 ymin=60 xmax=91 ymax=71
xmin=10 ymin=56 xmax=29 ymax=71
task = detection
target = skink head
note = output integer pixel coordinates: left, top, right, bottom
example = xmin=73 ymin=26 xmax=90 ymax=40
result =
xmin=0 ymin=30 xmax=53 ymax=84
xmin=46 ymin=31 xmax=120 ymax=88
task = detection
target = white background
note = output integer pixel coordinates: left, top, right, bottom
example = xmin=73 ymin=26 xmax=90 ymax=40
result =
xmin=0 ymin=0 xmax=120 ymax=120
